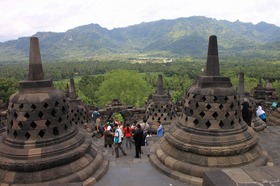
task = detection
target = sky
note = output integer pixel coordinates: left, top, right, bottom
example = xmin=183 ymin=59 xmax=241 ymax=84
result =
xmin=0 ymin=0 xmax=279 ymax=42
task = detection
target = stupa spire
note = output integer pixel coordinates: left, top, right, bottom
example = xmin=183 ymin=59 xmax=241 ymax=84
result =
xmin=28 ymin=37 xmax=44 ymax=80
xmin=205 ymin=35 xmax=220 ymax=76
xmin=156 ymin=74 xmax=164 ymax=95
xmin=69 ymin=78 xmax=77 ymax=99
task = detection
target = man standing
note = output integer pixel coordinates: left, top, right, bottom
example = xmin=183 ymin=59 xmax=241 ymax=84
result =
xmin=92 ymin=108 xmax=100 ymax=124
xmin=140 ymin=117 xmax=150 ymax=145
xmin=113 ymin=124 xmax=127 ymax=158
xmin=133 ymin=124 xmax=143 ymax=158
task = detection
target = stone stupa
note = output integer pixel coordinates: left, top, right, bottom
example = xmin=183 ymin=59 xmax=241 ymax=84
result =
xmin=149 ymin=35 xmax=269 ymax=185
xmin=237 ymin=72 xmax=266 ymax=131
xmin=67 ymin=78 xmax=92 ymax=127
xmin=0 ymin=37 xmax=108 ymax=185
xmin=145 ymin=74 xmax=176 ymax=133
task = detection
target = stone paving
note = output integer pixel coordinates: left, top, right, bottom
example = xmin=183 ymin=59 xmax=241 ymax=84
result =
xmin=91 ymin=126 xmax=280 ymax=186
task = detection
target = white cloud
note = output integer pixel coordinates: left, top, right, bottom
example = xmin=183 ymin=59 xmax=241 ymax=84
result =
xmin=0 ymin=0 xmax=279 ymax=42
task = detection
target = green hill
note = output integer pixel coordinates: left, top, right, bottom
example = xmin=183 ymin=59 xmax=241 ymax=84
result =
xmin=0 ymin=16 xmax=280 ymax=62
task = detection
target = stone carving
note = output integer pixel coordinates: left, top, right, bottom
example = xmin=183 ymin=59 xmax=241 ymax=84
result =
xmin=67 ymin=78 xmax=92 ymax=126
xmin=145 ymin=75 xmax=176 ymax=133
xmin=0 ymin=37 xmax=108 ymax=185
xmin=149 ymin=35 xmax=268 ymax=185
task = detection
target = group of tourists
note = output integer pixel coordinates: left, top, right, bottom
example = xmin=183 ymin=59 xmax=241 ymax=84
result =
xmin=91 ymin=110 xmax=163 ymax=159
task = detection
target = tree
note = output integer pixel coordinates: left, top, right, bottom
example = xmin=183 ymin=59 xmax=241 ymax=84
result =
xmin=0 ymin=78 xmax=18 ymax=102
xmin=96 ymin=70 xmax=154 ymax=107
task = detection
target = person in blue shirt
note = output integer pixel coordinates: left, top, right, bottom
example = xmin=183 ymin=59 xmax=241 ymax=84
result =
xmin=156 ymin=120 xmax=163 ymax=137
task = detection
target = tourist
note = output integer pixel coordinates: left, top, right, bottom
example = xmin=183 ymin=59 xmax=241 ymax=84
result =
xmin=113 ymin=124 xmax=127 ymax=158
xmin=123 ymin=123 xmax=132 ymax=148
xmin=92 ymin=108 xmax=100 ymax=124
xmin=156 ymin=120 xmax=163 ymax=137
xmin=104 ymin=122 xmax=113 ymax=148
xmin=241 ymin=101 xmax=253 ymax=126
xmin=256 ymin=106 xmax=267 ymax=122
xmin=133 ymin=124 xmax=143 ymax=158
xmin=95 ymin=115 xmax=104 ymax=135
xmin=140 ymin=117 xmax=150 ymax=145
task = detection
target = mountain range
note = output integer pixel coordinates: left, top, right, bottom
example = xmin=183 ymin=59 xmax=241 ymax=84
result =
xmin=0 ymin=16 xmax=280 ymax=62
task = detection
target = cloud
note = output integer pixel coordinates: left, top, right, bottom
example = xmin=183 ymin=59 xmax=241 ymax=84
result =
xmin=0 ymin=0 xmax=279 ymax=42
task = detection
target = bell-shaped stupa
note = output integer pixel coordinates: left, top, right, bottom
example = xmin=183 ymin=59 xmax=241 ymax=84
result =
xmin=149 ymin=35 xmax=268 ymax=185
xmin=146 ymin=74 xmax=176 ymax=132
xmin=67 ymin=78 xmax=92 ymax=126
xmin=0 ymin=37 xmax=108 ymax=185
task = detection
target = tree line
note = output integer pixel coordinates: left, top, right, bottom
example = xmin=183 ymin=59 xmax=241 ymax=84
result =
xmin=0 ymin=58 xmax=280 ymax=106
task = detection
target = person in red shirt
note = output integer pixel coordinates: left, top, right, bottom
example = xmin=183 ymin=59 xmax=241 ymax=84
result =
xmin=123 ymin=123 xmax=132 ymax=148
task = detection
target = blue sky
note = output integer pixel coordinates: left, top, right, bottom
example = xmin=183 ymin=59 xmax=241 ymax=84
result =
xmin=0 ymin=0 xmax=279 ymax=42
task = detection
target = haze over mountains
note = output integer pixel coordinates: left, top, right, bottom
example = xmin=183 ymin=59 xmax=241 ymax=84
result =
xmin=0 ymin=16 xmax=280 ymax=62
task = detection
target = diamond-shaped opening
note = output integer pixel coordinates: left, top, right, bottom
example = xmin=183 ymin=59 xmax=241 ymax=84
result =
xmin=206 ymin=121 xmax=211 ymax=128
xmin=199 ymin=111 xmax=205 ymax=118
xmin=224 ymin=96 xmax=229 ymax=101
xmin=38 ymin=111 xmax=44 ymax=119
xmin=74 ymin=113 xmax=77 ymax=117
xmin=219 ymin=104 xmax=224 ymax=110
xmin=202 ymin=96 xmax=206 ymax=101
xmin=45 ymin=120 xmax=51 ymax=127
xmin=19 ymin=104 xmax=24 ymax=109
xmin=219 ymin=121 xmax=225 ymax=128
xmin=155 ymin=105 xmax=158 ymax=108
xmin=53 ymin=127 xmax=59 ymax=136
xmin=231 ymin=121 xmax=235 ymax=127
xmin=24 ymin=112 xmax=30 ymax=119
xmin=170 ymin=117 xmax=173 ymax=120
xmin=213 ymin=96 xmax=218 ymax=102
xmin=64 ymin=124 xmax=68 ymax=131
xmin=185 ymin=116 xmax=188 ymax=122
xmin=25 ymin=132 xmax=31 ymax=140
xmin=164 ymin=109 xmax=167 ymax=112
xmin=31 ymin=104 xmax=36 ymax=110
xmin=30 ymin=121 xmax=37 ymax=129
xmin=206 ymin=104 xmax=212 ymax=110
xmin=10 ymin=121 xmax=14 ymax=128
xmin=13 ymin=112 xmax=18 ymax=119
xmin=51 ymin=109 xmax=56 ymax=117
xmin=71 ymin=110 xmax=74 ymax=113
xmin=11 ymin=103 xmax=14 ymax=108
xmin=55 ymin=101 xmax=59 ymax=107
xmin=155 ymin=113 xmax=157 ymax=116
xmin=63 ymin=99 xmax=66 ymax=103
xmin=13 ymin=130 xmax=17 ymax=138
xmin=62 ymin=106 xmax=66 ymax=113
xmin=225 ymin=112 xmax=230 ymax=118
xmin=194 ymin=119 xmax=199 ymax=125
xmin=195 ymin=102 xmax=199 ymax=109
xmin=58 ymin=117 xmax=63 ymax=123
xmin=38 ymin=130 xmax=45 ymax=138
xmin=212 ymin=112 xmax=218 ymax=119
xmin=164 ymin=117 xmax=167 ymax=121
xmin=43 ymin=103 xmax=49 ymax=108
xmin=230 ymin=103 xmax=234 ymax=109
xmin=189 ymin=109 xmax=194 ymax=116
xmin=18 ymin=121 xmax=23 ymax=129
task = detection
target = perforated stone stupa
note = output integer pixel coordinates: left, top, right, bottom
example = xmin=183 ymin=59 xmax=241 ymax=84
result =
xmin=149 ymin=35 xmax=269 ymax=185
xmin=67 ymin=78 xmax=91 ymax=126
xmin=0 ymin=37 xmax=108 ymax=185
xmin=146 ymin=75 xmax=176 ymax=132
